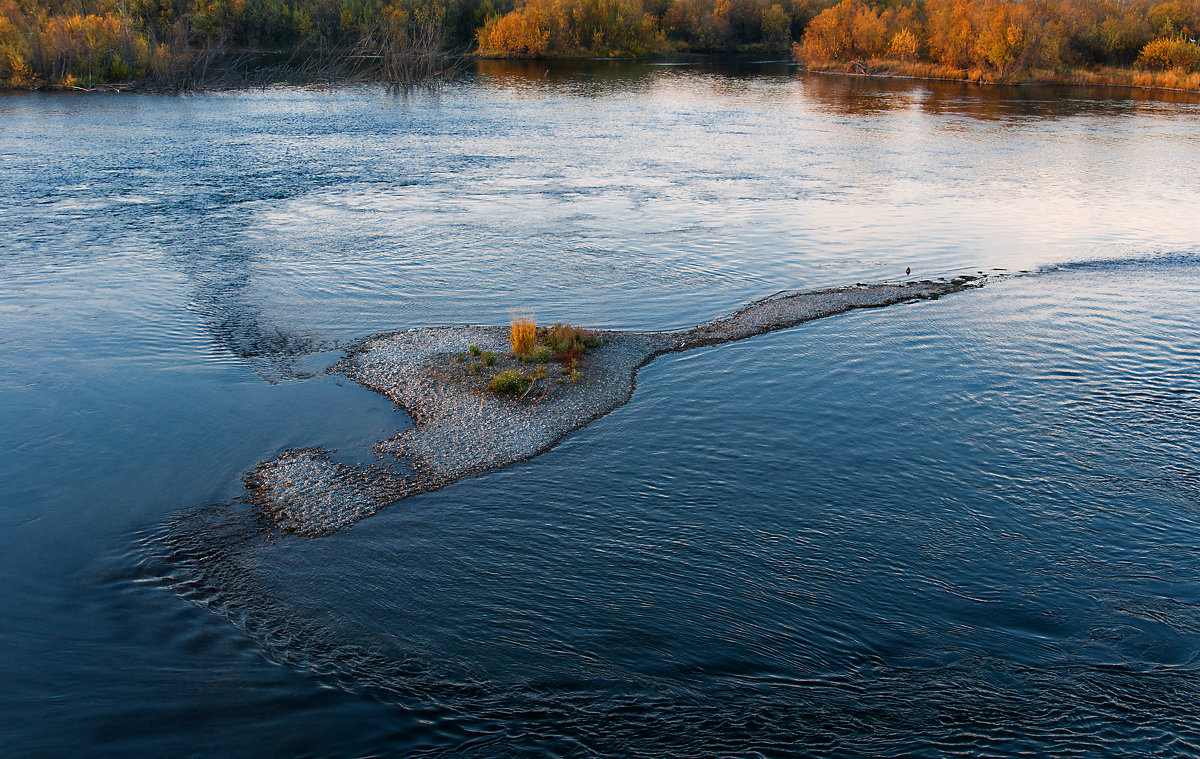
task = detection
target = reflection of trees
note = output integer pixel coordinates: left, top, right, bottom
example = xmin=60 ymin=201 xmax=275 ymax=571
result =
xmin=473 ymin=57 xmax=659 ymax=94
xmin=798 ymin=68 xmax=1200 ymax=119
xmin=914 ymin=79 xmax=1200 ymax=119
xmin=800 ymin=72 xmax=923 ymax=115
xmin=472 ymin=56 xmax=795 ymax=96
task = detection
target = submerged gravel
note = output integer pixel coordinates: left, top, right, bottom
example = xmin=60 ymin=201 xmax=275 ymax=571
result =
xmin=245 ymin=279 xmax=983 ymax=536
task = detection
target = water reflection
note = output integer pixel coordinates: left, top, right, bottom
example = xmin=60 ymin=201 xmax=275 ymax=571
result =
xmin=796 ymin=72 xmax=1200 ymax=120
xmin=473 ymin=57 xmax=661 ymax=95
xmin=471 ymin=57 xmax=1200 ymax=116
xmin=472 ymin=55 xmax=798 ymax=96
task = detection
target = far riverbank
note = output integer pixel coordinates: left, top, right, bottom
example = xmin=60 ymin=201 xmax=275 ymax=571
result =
xmin=800 ymin=58 xmax=1200 ymax=97
xmin=7 ymin=54 xmax=1200 ymax=102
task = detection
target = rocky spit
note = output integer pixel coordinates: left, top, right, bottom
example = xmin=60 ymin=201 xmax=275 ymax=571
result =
xmin=244 ymin=278 xmax=984 ymax=536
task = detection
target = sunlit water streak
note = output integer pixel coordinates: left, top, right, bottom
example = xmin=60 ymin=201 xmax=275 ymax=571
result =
xmin=1 ymin=62 xmax=1199 ymax=755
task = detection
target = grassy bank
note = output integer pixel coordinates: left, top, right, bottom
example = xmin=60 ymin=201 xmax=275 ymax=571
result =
xmin=802 ymin=57 xmax=1200 ymax=94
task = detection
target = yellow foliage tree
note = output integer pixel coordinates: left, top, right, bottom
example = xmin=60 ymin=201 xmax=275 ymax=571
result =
xmin=477 ymin=2 xmax=551 ymax=54
xmin=887 ymin=27 xmax=919 ymax=60
xmin=1138 ymin=36 xmax=1200 ymax=69
xmin=761 ymin=3 xmax=791 ymax=51
xmin=801 ymin=0 xmax=885 ymax=60
xmin=925 ymin=0 xmax=979 ymax=68
xmin=976 ymin=1 xmax=1030 ymax=73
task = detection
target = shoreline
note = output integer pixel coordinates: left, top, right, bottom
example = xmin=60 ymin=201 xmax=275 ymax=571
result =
xmin=7 ymin=55 xmax=1200 ymax=98
xmin=798 ymin=60 xmax=1200 ymax=98
xmin=244 ymin=277 xmax=986 ymax=537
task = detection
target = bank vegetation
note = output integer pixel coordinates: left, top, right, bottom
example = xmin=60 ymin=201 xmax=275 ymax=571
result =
xmin=793 ymin=0 xmax=1200 ymax=90
xmin=2 ymin=0 xmax=1198 ymax=90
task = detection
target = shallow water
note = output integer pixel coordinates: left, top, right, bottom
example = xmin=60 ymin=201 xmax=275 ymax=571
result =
xmin=1 ymin=61 xmax=1199 ymax=755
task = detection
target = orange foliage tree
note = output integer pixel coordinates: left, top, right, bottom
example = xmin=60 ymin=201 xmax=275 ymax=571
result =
xmin=924 ymin=0 xmax=978 ymax=67
xmin=477 ymin=0 xmax=663 ymax=55
xmin=800 ymin=0 xmax=917 ymax=61
xmin=973 ymin=0 xmax=1062 ymax=75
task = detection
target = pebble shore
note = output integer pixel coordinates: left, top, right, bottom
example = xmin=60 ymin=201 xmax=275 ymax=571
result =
xmin=244 ymin=278 xmax=983 ymax=536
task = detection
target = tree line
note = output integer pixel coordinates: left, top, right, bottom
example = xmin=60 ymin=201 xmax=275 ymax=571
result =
xmin=795 ymin=0 xmax=1200 ymax=82
xmin=2 ymin=0 xmax=1198 ymax=88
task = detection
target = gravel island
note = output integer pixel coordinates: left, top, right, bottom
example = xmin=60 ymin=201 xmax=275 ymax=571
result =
xmin=244 ymin=278 xmax=985 ymax=536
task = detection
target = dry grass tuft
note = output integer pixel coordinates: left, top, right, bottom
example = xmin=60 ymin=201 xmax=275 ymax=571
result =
xmin=510 ymin=310 xmax=537 ymax=356
xmin=541 ymin=322 xmax=601 ymax=364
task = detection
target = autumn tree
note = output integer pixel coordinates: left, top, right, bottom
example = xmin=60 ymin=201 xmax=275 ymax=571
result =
xmin=800 ymin=0 xmax=918 ymax=61
xmin=761 ymin=1 xmax=790 ymax=49
xmin=975 ymin=0 xmax=1062 ymax=74
xmin=476 ymin=0 xmax=662 ymax=55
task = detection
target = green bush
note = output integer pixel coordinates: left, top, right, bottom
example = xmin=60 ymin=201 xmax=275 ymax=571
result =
xmin=471 ymin=362 xmax=484 ymax=374
xmin=490 ymin=369 xmax=529 ymax=394
xmin=468 ymin=343 xmax=482 ymax=356
xmin=482 ymin=350 xmax=497 ymax=366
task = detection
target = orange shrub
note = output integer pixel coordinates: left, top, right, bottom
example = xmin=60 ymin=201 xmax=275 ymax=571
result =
xmin=975 ymin=1 xmax=1034 ymax=74
xmin=29 ymin=12 xmax=151 ymax=83
xmin=0 ymin=11 xmax=31 ymax=84
xmin=510 ymin=311 xmax=537 ymax=356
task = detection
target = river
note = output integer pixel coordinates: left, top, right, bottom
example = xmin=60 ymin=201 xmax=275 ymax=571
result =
xmin=2 ymin=59 xmax=1199 ymax=756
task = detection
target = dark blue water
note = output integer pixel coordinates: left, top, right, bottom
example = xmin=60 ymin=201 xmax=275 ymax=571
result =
xmin=2 ymin=63 xmax=1199 ymax=755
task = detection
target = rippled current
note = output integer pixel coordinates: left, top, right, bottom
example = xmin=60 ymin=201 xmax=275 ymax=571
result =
xmin=2 ymin=60 xmax=1199 ymax=756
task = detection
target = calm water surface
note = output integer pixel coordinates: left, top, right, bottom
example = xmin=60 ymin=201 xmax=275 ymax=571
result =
xmin=1 ymin=61 xmax=1199 ymax=756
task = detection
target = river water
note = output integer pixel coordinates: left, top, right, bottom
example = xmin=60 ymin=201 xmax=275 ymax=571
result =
xmin=2 ymin=60 xmax=1199 ymax=756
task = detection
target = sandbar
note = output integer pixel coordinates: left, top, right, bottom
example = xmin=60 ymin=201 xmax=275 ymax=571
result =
xmin=243 ymin=278 xmax=984 ymax=536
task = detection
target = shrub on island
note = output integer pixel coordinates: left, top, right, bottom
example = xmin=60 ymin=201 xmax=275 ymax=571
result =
xmin=510 ymin=311 xmax=537 ymax=356
xmin=541 ymin=322 xmax=601 ymax=363
xmin=489 ymin=369 xmax=530 ymax=394
xmin=481 ymin=315 xmax=602 ymax=396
